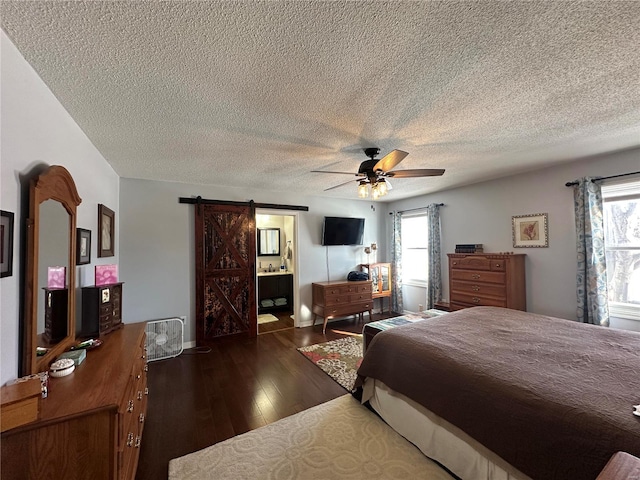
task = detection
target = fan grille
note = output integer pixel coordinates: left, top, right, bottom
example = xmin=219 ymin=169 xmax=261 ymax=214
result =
xmin=145 ymin=318 xmax=184 ymax=362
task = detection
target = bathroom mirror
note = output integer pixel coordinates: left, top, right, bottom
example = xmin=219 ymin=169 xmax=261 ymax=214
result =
xmin=257 ymin=228 xmax=280 ymax=256
xmin=22 ymin=166 xmax=81 ymax=375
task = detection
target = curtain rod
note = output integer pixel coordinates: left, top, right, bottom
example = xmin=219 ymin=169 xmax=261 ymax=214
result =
xmin=565 ymin=171 xmax=640 ymax=187
xmin=389 ymin=203 xmax=445 ymax=215
xmin=179 ymin=196 xmax=309 ymax=211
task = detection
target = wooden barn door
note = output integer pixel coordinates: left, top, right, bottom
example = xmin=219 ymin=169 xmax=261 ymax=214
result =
xmin=195 ymin=201 xmax=257 ymax=344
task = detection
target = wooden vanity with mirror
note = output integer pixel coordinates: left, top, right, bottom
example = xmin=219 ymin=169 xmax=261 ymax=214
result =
xmin=1 ymin=166 xmax=148 ymax=480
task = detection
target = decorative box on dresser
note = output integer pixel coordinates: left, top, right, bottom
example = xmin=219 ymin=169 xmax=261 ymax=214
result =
xmin=42 ymin=287 xmax=68 ymax=343
xmin=1 ymin=323 xmax=148 ymax=480
xmin=448 ymin=253 xmax=526 ymax=311
xmin=81 ymin=282 xmax=124 ymax=337
xmin=312 ymin=280 xmax=373 ymax=334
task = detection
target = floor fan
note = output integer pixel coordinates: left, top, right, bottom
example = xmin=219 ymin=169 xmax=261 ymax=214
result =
xmin=145 ymin=317 xmax=184 ymax=362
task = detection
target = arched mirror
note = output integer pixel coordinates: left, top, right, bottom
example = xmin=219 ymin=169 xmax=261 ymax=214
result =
xmin=22 ymin=166 xmax=81 ymax=375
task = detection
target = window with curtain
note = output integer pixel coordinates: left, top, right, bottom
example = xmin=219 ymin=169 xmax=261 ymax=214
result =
xmin=401 ymin=214 xmax=429 ymax=286
xmin=602 ymin=179 xmax=640 ymax=321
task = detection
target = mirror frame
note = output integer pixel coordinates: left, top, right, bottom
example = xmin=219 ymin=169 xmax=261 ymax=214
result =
xmin=257 ymin=228 xmax=280 ymax=256
xmin=22 ymin=166 xmax=82 ymax=375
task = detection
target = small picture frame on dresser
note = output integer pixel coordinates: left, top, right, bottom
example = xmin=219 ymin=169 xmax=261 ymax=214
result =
xmin=512 ymin=213 xmax=548 ymax=248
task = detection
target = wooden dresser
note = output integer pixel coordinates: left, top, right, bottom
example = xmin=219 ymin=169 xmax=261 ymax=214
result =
xmin=1 ymin=323 xmax=148 ymax=480
xmin=448 ymin=253 xmax=526 ymax=311
xmin=312 ymin=280 xmax=373 ymax=334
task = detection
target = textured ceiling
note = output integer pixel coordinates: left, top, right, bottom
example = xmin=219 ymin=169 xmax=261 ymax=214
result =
xmin=2 ymin=1 xmax=639 ymax=201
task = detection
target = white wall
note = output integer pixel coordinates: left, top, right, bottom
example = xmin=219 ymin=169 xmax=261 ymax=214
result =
xmin=387 ymin=148 xmax=640 ymax=331
xmin=119 ymin=178 xmax=383 ymax=344
xmin=0 ymin=31 xmax=120 ymax=384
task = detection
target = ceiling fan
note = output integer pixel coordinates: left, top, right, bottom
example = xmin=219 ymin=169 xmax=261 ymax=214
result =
xmin=312 ymin=148 xmax=445 ymax=199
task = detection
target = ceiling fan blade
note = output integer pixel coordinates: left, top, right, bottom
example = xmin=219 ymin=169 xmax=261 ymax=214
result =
xmin=311 ymin=170 xmax=361 ymax=176
xmin=385 ymin=168 xmax=445 ymax=178
xmin=324 ymin=178 xmax=361 ymax=191
xmin=373 ymin=149 xmax=409 ymax=173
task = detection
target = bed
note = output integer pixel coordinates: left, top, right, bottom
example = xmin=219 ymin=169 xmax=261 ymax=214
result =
xmin=355 ymin=306 xmax=640 ymax=479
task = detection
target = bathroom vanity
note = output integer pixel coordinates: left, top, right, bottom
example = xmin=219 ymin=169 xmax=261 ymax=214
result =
xmin=257 ymin=271 xmax=293 ymax=314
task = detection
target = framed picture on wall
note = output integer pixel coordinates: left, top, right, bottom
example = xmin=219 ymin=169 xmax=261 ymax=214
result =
xmin=512 ymin=213 xmax=548 ymax=248
xmin=77 ymin=228 xmax=91 ymax=265
xmin=1 ymin=210 xmax=14 ymax=277
xmin=98 ymin=204 xmax=115 ymax=257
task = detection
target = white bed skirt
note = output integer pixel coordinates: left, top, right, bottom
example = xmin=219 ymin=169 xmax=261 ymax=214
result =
xmin=362 ymin=378 xmax=531 ymax=480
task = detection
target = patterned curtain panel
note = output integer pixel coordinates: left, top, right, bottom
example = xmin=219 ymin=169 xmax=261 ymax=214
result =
xmin=572 ymin=177 xmax=609 ymax=326
xmin=426 ymin=204 xmax=442 ymax=309
xmin=391 ymin=212 xmax=403 ymax=313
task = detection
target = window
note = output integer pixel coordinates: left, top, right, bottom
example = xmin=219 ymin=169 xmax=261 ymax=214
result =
xmin=602 ymin=180 xmax=640 ymax=321
xmin=401 ymin=214 xmax=429 ymax=286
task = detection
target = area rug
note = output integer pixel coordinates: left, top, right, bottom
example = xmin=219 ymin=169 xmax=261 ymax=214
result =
xmin=258 ymin=313 xmax=279 ymax=324
xmin=168 ymin=394 xmax=453 ymax=480
xmin=297 ymin=335 xmax=363 ymax=391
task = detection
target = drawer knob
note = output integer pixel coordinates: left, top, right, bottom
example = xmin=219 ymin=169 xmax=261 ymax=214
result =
xmin=471 ymin=274 xmax=480 ymax=279
xmin=127 ymin=433 xmax=134 ymax=447
xmin=472 ymin=297 xmax=481 ymax=303
xmin=137 ymin=374 xmax=141 ymax=379
xmin=453 ymin=261 xmax=458 ymax=265
xmin=137 ymin=391 xmax=143 ymax=401
xmin=145 ymin=387 xmax=149 ymax=395
xmin=496 ymin=263 xmax=501 ymax=267
xmin=472 ymin=286 xmax=480 ymax=291
xmin=127 ymin=400 xmax=134 ymax=413
xmin=134 ymin=436 xmax=141 ymax=448
xmin=144 ymin=365 xmax=148 ymax=372
xmin=139 ymin=413 xmax=145 ymax=424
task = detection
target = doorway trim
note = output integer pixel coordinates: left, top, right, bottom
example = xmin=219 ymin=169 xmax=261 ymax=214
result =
xmin=256 ymin=208 xmax=301 ymax=328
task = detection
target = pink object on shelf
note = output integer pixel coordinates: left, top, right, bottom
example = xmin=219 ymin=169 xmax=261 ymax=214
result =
xmin=95 ymin=264 xmax=118 ymax=286
xmin=47 ymin=266 xmax=66 ymax=288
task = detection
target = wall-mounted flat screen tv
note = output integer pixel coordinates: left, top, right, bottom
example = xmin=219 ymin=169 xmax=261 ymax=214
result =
xmin=322 ymin=216 xmax=365 ymax=246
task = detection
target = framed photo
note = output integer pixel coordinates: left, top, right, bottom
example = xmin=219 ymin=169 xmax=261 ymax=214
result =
xmin=98 ymin=204 xmax=115 ymax=257
xmin=76 ymin=228 xmax=91 ymax=265
xmin=512 ymin=213 xmax=548 ymax=248
xmin=1 ymin=210 xmax=15 ymax=277
xmin=101 ymin=288 xmax=110 ymax=304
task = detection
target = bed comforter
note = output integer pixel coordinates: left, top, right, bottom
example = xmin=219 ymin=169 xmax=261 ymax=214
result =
xmin=355 ymin=306 xmax=640 ymax=479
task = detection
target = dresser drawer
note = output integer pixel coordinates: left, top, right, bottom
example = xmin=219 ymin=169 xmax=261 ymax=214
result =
xmin=325 ymin=294 xmax=349 ymax=306
xmin=334 ymin=302 xmax=371 ymax=316
xmin=322 ymin=302 xmax=370 ymax=317
xmin=450 ymin=256 xmax=491 ymax=271
xmin=350 ymin=292 xmax=371 ymax=302
xmin=450 ymin=292 xmax=507 ymax=308
xmin=450 ymin=269 xmax=505 ymax=284
xmin=451 ymin=280 xmax=506 ymax=298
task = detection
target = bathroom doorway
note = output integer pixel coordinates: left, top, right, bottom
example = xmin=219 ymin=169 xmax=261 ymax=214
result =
xmin=256 ymin=211 xmax=298 ymax=334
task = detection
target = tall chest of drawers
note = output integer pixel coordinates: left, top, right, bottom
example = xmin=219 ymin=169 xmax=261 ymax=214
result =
xmin=312 ymin=280 xmax=373 ymax=334
xmin=1 ymin=323 xmax=148 ymax=480
xmin=448 ymin=253 xmax=526 ymax=311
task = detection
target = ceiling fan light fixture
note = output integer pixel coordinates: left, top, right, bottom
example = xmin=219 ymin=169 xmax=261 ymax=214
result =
xmin=377 ymin=178 xmax=388 ymax=196
xmin=371 ymin=182 xmax=381 ymax=199
xmin=357 ymin=180 xmax=369 ymax=198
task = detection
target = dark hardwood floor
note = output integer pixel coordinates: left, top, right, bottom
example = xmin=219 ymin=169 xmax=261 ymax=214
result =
xmin=135 ymin=312 xmax=395 ymax=480
xmin=257 ymin=309 xmax=295 ymax=334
